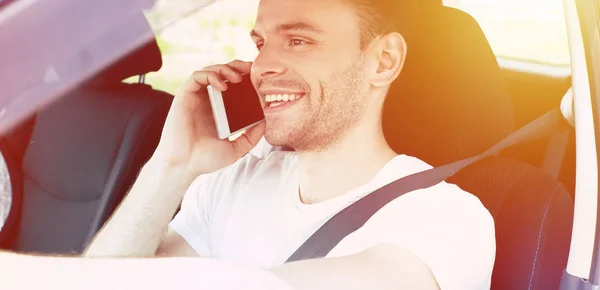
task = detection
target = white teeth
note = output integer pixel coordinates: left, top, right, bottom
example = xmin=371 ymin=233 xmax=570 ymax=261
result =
xmin=265 ymin=94 xmax=301 ymax=103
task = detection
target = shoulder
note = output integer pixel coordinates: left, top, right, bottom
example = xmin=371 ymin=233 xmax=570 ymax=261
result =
xmin=170 ymin=151 xmax=296 ymax=256
xmin=380 ymin=185 xmax=495 ymax=289
xmin=377 ymin=154 xmax=492 ymax=231
xmin=331 ymin=155 xmax=495 ymax=290
xmin=183 ymin=150 xmax=297 ymax=202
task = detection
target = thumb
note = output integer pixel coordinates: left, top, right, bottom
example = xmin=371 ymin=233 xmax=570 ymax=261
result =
xmin=231 ymin=121 xmax=266 ymax=156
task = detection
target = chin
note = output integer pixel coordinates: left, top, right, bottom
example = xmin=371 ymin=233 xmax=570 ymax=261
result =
xmin=264 ymin=118 xmax=309 ymax=149
xmin=264 ymin=131 xmax=290 ymax=148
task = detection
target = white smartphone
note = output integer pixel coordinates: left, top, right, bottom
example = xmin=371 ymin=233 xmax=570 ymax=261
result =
xmin=207 ymin=74 xmax=265 ymax=139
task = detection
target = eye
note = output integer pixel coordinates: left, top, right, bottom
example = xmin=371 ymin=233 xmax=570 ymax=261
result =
xmin=290 ymin=39 xmax=307 ymax=46
xmin=256 ymin=41 xmax=265 ymax=51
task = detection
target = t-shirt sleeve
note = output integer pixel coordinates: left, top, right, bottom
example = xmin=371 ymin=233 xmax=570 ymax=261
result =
xmin=169 ymin=173 xmax=216 ymax=257
xmin=169 ymin=154 xmax=261 ymax=257
xmin=328 ymin=183 xmax=496 ymax=290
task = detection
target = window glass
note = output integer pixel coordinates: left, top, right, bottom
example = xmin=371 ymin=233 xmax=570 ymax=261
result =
xmin=141 ymin=0 xmax=572 ymax=95
xmin=443 ymin=0 xmax=571 ymax=66
xmin=143 ymin=0 xmax=259 ymax=95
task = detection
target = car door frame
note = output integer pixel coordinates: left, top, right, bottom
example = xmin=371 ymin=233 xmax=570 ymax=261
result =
xmin=561 ymin=0 xmax=600 ymax=288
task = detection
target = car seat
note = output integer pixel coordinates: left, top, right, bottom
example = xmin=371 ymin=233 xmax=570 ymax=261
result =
xmin=383 ymin=6 xmax=573 ymax=289
xmin=10 ymin=24 xmax=174 ymax=254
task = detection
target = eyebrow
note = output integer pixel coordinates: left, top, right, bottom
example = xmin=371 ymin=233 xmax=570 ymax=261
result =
xmin=250 ymin=22 xmax=323 ymax=38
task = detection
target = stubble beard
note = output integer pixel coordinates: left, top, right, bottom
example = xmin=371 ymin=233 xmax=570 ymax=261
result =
xmin=265 ymin=56 xmax=368 ymax=152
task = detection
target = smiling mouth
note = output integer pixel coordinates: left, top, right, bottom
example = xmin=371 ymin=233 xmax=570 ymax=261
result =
xmin=263 ymin=93 xmax=305 ymax=109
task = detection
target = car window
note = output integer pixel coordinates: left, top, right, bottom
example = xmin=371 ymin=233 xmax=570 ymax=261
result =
xmin=140 ymin=0 xmax=572 ymax=95
xmin=443 ymin=0 xmax=570 ymax=66
xmin=0 ymin=0 xmax=214 ymax=135
xmin=139 ymin=0 xmax=259 ymax=95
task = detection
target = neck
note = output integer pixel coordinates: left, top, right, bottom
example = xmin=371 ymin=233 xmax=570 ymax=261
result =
xmin=296 ymin=120 xmax=397 ymax=204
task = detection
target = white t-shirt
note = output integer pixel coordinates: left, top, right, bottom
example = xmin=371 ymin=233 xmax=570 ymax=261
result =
xmin=170 ymin=144 xmax=496 ymax=290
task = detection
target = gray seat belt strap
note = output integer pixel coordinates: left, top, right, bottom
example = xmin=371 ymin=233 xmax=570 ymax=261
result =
xmin=542 ymin=130 xmax=571 ymax=178
xmin=286 ymin=108 xmax=569 ymax=263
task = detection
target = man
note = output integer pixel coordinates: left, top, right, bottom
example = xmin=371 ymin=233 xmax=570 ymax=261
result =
xmin=84 ymin=0 xmax=496 ymax=289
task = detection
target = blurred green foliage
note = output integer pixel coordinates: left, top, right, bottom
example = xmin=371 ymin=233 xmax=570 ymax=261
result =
xmin=138 ymin=0 xmax=571 ymax=95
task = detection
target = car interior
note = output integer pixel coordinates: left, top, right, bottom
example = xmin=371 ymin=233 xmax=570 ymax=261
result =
xmin=0 ymin=35 xmax=173 ymax=254
xmin=0 ymin=1 xmax=576 ymax=290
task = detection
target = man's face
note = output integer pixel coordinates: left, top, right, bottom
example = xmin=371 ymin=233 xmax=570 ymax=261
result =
xmin=250 ymin=0 xmax=372 ymax=151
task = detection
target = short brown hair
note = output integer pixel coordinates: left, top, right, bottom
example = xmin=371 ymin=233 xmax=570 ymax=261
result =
xmin=345 ymin=1 xmax=431 ymax=49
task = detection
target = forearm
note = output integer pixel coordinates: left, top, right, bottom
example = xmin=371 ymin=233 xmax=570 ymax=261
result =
xmin=1 ymin=252 xmax=293 ymax=290
xmin=84 ymin=159 xmax=196 ymax=257
xmin=270 ymin=244 xmax=439 ymax=290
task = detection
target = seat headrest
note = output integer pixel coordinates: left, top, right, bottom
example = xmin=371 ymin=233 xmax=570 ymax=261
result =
xmin=95 ymin=39 xmax=163 ymax=83
xmin=93 ymin=11 xmax=162 ymax=84
xmin=383 ymin=6 xmax=515 ymax=166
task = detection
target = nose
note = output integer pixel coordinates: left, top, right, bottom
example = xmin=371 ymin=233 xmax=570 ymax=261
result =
xmin=251 ymin=46 xmax=287 ymax=80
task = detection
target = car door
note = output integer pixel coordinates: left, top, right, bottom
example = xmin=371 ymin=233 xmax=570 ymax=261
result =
xmin=558 ymin=0 xmax=600 ymax=287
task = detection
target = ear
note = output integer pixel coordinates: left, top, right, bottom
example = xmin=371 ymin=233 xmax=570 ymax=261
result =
xmin=370 ymin=32 xmax=407 ymax=88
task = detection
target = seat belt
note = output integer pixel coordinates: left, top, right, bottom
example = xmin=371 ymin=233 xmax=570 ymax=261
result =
xmin=542 ymin=130 xmax=571 ymax=178
xmin=541 ymin=88 xmax=576 ymax=178
xmin=286 ymin=108 xmax=571 ymax=263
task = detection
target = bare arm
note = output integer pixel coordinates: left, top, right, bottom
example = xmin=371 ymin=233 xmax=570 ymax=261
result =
xmin=84 ymin=161 xmax=196 ymax=257
xmin=3 ymin=244 xmax=436 ymax=290
xmin=83 ymin=60 xmax=264 ymax=258
xmin=1 ymin=251 xmax=293 ymax=290
xmin=271 ymin=243 xmax=440 ymax=290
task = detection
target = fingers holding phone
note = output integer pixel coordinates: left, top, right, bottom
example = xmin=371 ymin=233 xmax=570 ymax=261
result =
xmin=182 ymin=60 xmax=251 ymax=94
xmin=153 ymin=60 xmax=264 ymax=176
xmin=207 ymin=73 xmax=265 ymax=139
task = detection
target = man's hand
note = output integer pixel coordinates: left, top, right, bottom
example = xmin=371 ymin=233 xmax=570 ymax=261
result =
xmin=152 ymin=60 xmax=265 ymax=177
xmin=85 ymin=60 xmax=264 ymax=258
